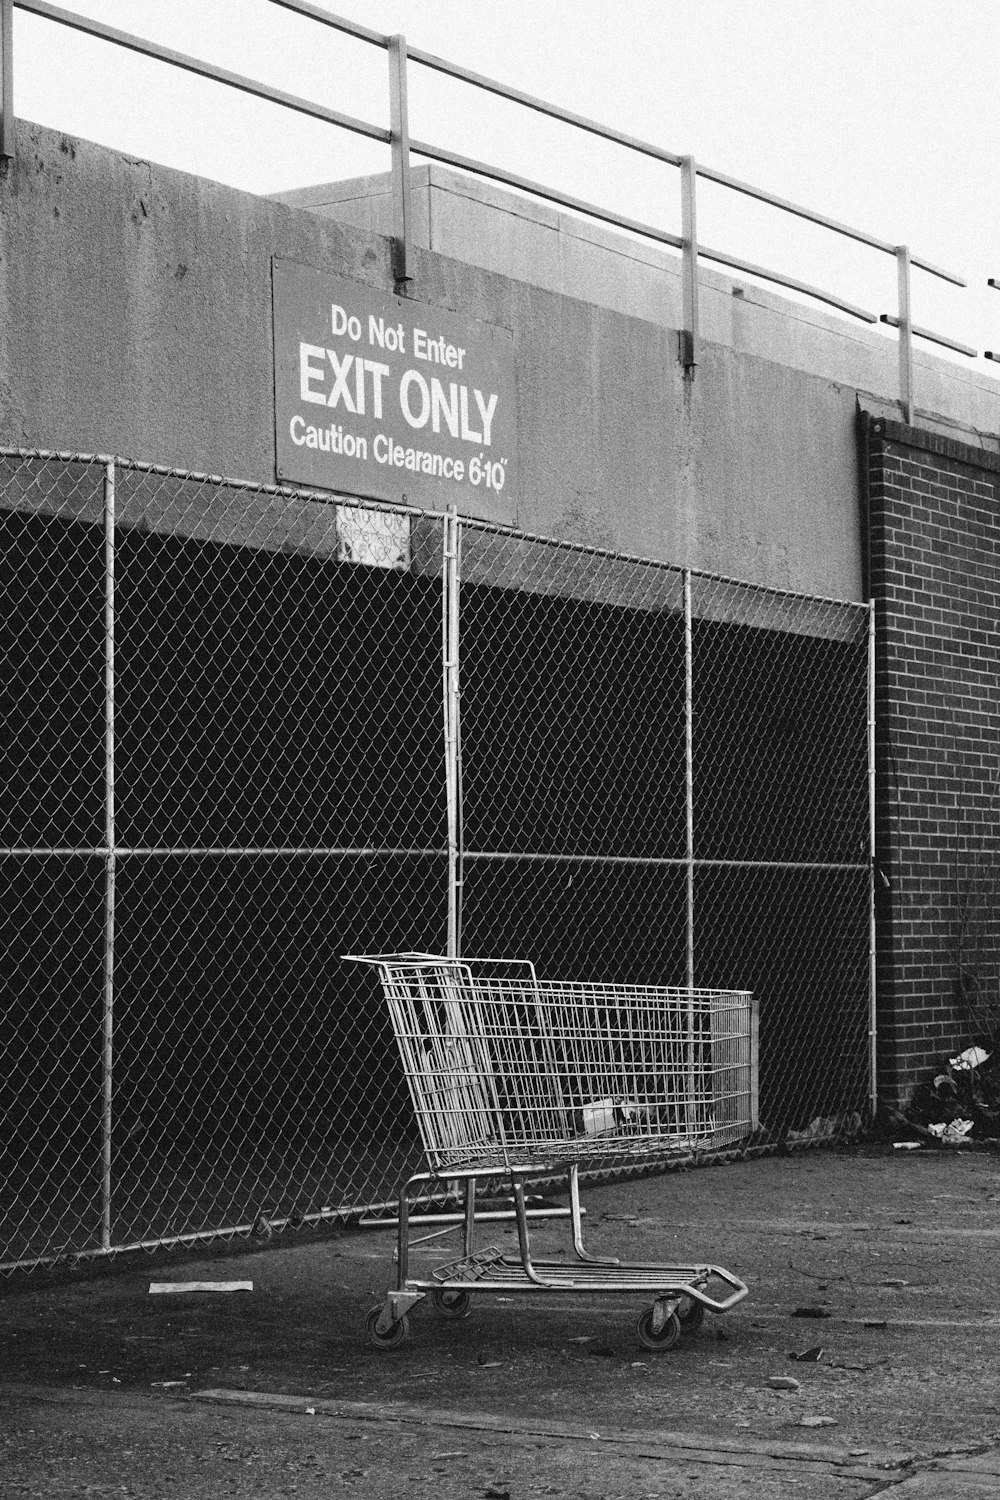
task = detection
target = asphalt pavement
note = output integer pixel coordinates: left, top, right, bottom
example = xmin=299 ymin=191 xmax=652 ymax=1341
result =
xmin=5 ymin=1143 xmax=1000 ymax=1498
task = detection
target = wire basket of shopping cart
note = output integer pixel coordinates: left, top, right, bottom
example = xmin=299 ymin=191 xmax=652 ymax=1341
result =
xmin=346 ymin=954 xmax=757 ymax=1352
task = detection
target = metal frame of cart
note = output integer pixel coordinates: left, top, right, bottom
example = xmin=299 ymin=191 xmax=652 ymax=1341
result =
xmin=346 ymin=954 xmax=758 ymax=1351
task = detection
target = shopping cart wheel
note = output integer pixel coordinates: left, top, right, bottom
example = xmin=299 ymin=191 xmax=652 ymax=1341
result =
xmin=432 ymin=1288 xmax=472 ymax=1319
xmin=364 ymin=1305 xmax=410 ymax=1350
xmin=677 ymin=1296 xmax=706 ymax=1334
xmin=636 ymin=1307 xmax=682 ymax=1351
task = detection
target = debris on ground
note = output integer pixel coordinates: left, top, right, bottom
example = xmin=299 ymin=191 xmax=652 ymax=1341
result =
xmin=149 ymin=1281 xmax=254 ymax=1294
xmin=927 ymin=1119 xmax=974 ymax=1143
xmin=951 ymin=1047 xmax=990 ymax=1072
xmin=900 ymin=1045 xmax=1000 ymax=1143
xmin=785 ymin=1111 xmax=863 ymax=1145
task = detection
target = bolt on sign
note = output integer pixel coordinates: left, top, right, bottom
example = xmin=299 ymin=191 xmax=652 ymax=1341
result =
xmin=273 ymin=258 xmax=517 ymax=520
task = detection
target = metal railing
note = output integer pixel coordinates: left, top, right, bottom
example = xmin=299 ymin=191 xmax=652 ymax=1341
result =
xmin=0 ymin=0 xmax=980 ymax=422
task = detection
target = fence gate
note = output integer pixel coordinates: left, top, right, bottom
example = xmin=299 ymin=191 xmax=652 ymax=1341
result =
xmin=0 ymin=452 xmax=873 ymax=1272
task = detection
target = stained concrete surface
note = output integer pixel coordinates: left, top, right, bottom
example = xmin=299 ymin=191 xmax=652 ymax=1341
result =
xmin=4 ymin=1145 xmax=1000 ymax=1497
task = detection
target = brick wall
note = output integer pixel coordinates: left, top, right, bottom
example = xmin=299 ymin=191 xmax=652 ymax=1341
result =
xmin=864 ymin=413 xmax=1000 ymax=1107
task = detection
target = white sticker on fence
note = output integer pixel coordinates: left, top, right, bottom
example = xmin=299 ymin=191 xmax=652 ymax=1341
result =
xmin=336 ymin=504 xmax=410 ymax=569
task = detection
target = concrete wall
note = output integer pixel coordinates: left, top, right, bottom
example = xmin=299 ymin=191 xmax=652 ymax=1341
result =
xmin=278 ymin=165 xmax=1000 ymax=603
xmin=0 ymin=122 xmax=396 ymax=490
xmin=4 ymin=122 xmax=998 ymax=606
xmin=279 ymin=165 xmax=1000 ymax=442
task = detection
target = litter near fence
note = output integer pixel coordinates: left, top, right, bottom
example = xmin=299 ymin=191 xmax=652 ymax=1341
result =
xmin=950 ymin=1047 xmax=990 ymax=1072
xmin=785 ymin=1110 xmax=863 ymax=1146
xmin=926 ymin=1120 xmax=974 ymax=1144
xmin=347 ymin=953 xmax=757 ymax=1353
xmin=898 ymin=1043 xmax=1000 ymax=1145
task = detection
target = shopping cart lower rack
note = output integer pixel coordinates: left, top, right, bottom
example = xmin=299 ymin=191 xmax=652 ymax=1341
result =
xmin=346 ymin=954 xmax=758 ymax=1353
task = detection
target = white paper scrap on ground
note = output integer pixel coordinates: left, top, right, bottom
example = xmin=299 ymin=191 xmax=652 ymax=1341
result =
xmin=926 ymin=1119 xmax=974 ymax=1142
xmin=950 ymin=1046 xmax=990 ymax=1071
xmin=149 ymin=1281 xmax=253 ymax=1293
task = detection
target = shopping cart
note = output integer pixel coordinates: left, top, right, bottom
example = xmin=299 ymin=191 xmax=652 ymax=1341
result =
xmin=346 ymin=953 xmax=757 ymax=1353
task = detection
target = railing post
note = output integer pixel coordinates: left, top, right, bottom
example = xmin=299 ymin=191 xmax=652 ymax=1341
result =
xmin=101 ymin=458 xmax=116 ymax=1252
xmin=388 ymin=33 xmax=412 ymax=286
xmin=680 ymin=156 xmax=699 ymax=370
xmin=896 ymin=244 xmax=913 ymax=423
xmin=0 ymin=0 xmax=14 ymax=162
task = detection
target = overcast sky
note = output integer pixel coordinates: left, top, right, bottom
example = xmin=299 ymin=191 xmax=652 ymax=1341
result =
xmin=13 ymin=0 xmax=1000 ymax=372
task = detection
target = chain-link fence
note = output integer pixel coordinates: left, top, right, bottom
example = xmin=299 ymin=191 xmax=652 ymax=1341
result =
xmin=1 ymin=451 xmax=872 ymax=1272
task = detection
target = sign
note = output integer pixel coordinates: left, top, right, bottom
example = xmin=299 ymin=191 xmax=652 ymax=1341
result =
xmin=273 ymin=259 xmax=517 ymax=520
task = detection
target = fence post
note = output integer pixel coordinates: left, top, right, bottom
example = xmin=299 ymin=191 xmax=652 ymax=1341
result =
xmin=0 ymin=0 xmax=13 ymax=162
xmin=684 ymin=569 xmax=695 ymax=989
xmin=388 ymin=33 xmax=412 ymax=286
xmin=896 ymin=245 xmax=913 ymax=423
xmin=443 ymin=507 xmax=462 ymax=957
xmin=101 ymin=459 xmax=116 ymax=1251
xmin=680 ymin=157 xmax=699 ymax=370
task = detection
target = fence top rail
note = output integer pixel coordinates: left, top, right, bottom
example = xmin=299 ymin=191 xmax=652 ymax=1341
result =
xmin=0 ymin=445 xmax=873 ymax=618
xmin=0 ymin=444 xmax=426 ymax=517
xmin=15 ymin=0 xmax=965 ymax=291
xmin=452 ymin=509 xmax=872 ymax=616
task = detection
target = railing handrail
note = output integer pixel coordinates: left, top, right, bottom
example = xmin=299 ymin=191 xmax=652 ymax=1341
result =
xmin=269 ymin=0 xmax=964 ymax=289
xmin=13 ymin=0 xmax=390 ymax=141
xmin=2 ymin=0 xmax=984 ymax=418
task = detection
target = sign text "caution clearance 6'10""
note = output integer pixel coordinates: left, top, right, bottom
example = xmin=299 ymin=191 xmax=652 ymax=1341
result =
xmin=272 ymin=259 xmax=517 ymax=520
